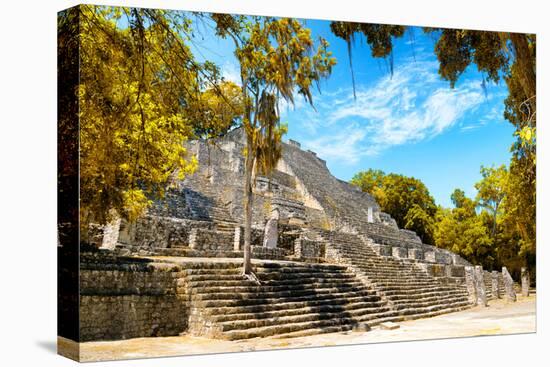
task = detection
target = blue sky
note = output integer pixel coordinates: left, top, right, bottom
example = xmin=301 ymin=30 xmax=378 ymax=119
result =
xmin=187 ymin=16 xmax=515 ymax=208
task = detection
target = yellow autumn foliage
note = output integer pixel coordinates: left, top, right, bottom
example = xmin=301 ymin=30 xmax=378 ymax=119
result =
xmin=74 ymin=5 xmax=240 ymax=225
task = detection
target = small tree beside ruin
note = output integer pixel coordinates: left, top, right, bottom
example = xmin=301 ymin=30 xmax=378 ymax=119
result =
xmin=211 ymin=15 xmax=336 ymax=275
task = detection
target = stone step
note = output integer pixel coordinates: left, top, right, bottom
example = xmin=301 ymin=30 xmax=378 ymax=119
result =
xmin=392 ymin=300 xmax=471 ymax=316
xmin=359 ymin=270 xmax=430 ymax=278
xmin=376 ymin=281 xmax=456 ymax=289
xmin=390 ymin=292 xmax=468 ymax=304
xmin=187 ymin=273 xmax=359 ymax=284
xmin=391 ymin=296 xmax=470 ymax=310
xmin=196 ymin=293 xmax=382 ymax=309
xmin=186 ymin=264 xmax=353 ymax=276
xmin=348 ymin=258 xmax=408 ymax=264
xmin=269 ymin=325 xmax=355 ymax=339
xmin=349 ymin=263 xmax=412 ymax=271
xmin=215 ymin=223 xmax=237 ymax=229
xmin=191 ymin=286 xmax=377 ymax=302
xmin=202 ymin=297 xmax=388 ymax=319
xmin=316 ymin=231 xmax=473 ymax=330
xmin=215 ymin=222 xmax=236 ymax=227
xmin=190 ymin=280 xmax=371 ymax=295
xmin=373 ymin=279 xmax=442 ymax=286
xmin=210 ymin=303 xmax=390 ymax=323
xmin=362 ymin=271 xmax=432 ymax=278
xmin=380 ymin=286 xmax=465 ymax=296
xmin=382 ymin=290 xmax=467 ymax=300
xmin=375 ymin=283 xmax=443 ymax=290
xmin=158 ymin=249 xmax=246 ymax=258
xmin=220 ymin=316 xmax=360 ymax=340
xmin=369 ymin=276 xmax=437 ymax=283
xmin=218 ymin=305 xmax=394 ymax=332
xmin=221 ymin=302 xmax=467 ymax=340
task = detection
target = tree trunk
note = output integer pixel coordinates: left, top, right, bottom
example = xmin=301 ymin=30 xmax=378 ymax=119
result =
xmin=509 ymin=33 xmax=536 ymax=102
xmin=242 ymin=148 xmax=255 ymax=274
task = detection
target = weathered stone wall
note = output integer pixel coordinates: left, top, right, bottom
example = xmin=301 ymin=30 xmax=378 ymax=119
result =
xmin=79 ymin=253 xmax=189 ymax=341
xmin=148 ymin=188 xmax=191 ymax=219
xmin=251 ymin=246 xmax=288 ymax=259
xmin=235 ymin=227 xmax=264 ymax=248
xmin=81 ymin=216 xmax=121 ymax=250
xmin=423 ymin=247 xmax=453 ymax=264
xmin=414 ymin=262 xmax=466 ymax=286
xmin=294 ymin=238 xmax=325 ymax=259
xmin=120 ymin=216 xmax=214 ymax=249
xmin=191 ymin=228 xmax=233 ymax=251
xmin=483 ymin=270 xmax=505 ymax=299
xmin=464 ymin=266 xmax=477 ymax=305
xmin=379 ymin=212 xmax=398 ymax=228
xmin=324 ymin=244 xmax=349 ymax=265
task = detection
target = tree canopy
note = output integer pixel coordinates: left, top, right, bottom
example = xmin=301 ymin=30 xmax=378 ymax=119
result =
xmin=351 ymin=169 xmax=437 ymax=244
xmin=60 ymin=5 xmax=243 ymax=229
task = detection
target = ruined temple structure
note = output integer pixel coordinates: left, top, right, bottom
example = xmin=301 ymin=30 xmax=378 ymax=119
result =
xmin=79 ymin=128 xmax=512 ymax=341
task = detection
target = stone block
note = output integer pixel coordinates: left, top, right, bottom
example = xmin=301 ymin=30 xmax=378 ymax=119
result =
xmin=188 ymin=228 xmax=198 ymax=249
xmin=502 ymin=266 xmax=517 ymax=302
xmin=464 ymin=266 xmax=477 ymax=305
xmin=408 ymin=248 xmax=424 ymax=260
xmin=474 ymin=265 xmax=487 ymax=307
xmin=373 ymin=244 xmax=392 ymax=257
xmin=295 ymin=238 xmax=323 ymax=259
xmin=521 ymin=267 xmax=530 ymax=297
xmin=233 ymin=226 xmax=241 ymax=251
xmin=380 ymin=322 xmax=400 ymax=330
xmin=288 ymin=139 xmax=301 ymax=148
xmin=427 ymin=264 xmax=446 ymax=277
xmin=392 ymin=246 xmax=408 ymax=258
xmin=415 ymin=262 xmax=428 ymax=274
xmin=434 ymin=251 xmax=452 ymax=265
xmin=192 ymin=228 xmax=233 ymax=251
xmin=451 ymin=253 xmax=469 ymax=266
xmin=352 ymin=323 xmax=371 ymax=332
xmin=101 ymin=216 xmax=121 ymax=250
xmin=491 ymin=271 xmax=500 ymax=299
xmin=367 ymin=207 xmax=374 ymax=223
xmin=424 ymin=251 xmax=436 ymax=263
xmin=445 ymin=265 xmax=465 ymax=278
xmin=288 ymin=217 xmax=306 ymax=226
xmin=263 ymin=218 xmax=278 ymax=249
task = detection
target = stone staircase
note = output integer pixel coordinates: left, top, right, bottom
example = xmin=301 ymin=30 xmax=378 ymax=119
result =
xmin=183 ymin=173 xmax=238 ymax=235
xmin=483 ymin=271 xmax=505 ymax=299
xmin=313 ymin=230 xmax=472 ymax=318
xmin=186 ymin=260 xmax=403 ymax=340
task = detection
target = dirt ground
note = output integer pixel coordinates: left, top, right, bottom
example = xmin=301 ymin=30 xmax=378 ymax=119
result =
xmin=60 ymin=294 xmax=536 ymax=362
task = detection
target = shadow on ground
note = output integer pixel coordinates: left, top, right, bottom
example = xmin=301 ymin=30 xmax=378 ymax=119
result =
xmin=36 ymin=340 xmax=57 ymax=354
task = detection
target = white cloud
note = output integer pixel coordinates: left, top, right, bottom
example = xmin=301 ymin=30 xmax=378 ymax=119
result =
xmin=221 ymin=61 xmax=241 ymax=85
xmin=293 ymin=60 xmax=491 ymax=163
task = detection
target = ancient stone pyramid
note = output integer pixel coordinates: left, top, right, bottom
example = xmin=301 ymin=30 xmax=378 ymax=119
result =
xmin=81 ymin=128 xmax=505 ymax=341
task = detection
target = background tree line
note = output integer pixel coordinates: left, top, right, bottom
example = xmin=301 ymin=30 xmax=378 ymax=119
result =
xmin=351 ymin=165 xmax=535 ymax=280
